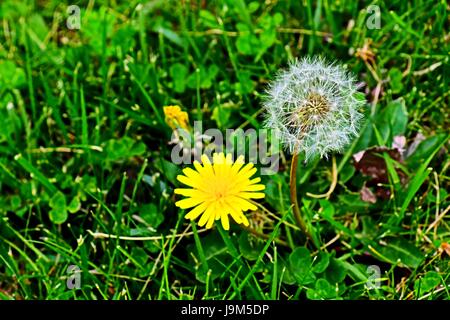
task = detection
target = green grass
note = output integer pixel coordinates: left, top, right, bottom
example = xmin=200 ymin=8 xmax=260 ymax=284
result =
xmin=0 ymin=0 xmax=449 ymax=300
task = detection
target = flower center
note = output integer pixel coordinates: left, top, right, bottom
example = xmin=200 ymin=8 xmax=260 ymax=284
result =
xmin=286 ymin=92 xmax=330 ymax=136
xmin=298 ymin=92 xmax=330 ymax=122
xmin=215 ymin=191 xmax=224 ymax=199
xmin=213 ymin=182 xmax=229 ymax=201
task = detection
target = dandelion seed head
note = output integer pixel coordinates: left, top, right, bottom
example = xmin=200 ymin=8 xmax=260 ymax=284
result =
xmin=263 ymin=56 xmax=365 ymax=160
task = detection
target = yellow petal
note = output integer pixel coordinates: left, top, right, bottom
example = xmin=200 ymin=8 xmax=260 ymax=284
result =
xmin=225 ymin=153 xmax=233 ymax=165
xmin=201 ymin=154 xmax=211 ymax=165
xmin=206 ymin=209 xmax=216 ymax=229
xmin=222 ymin=200 xmax=242 ymax=224
xmin=176 ymin=175 xmax=195 ymax=187
xmin=238 ymin=167 xmax=257 ymax=180
xmin=212 ymin=152 xmax=224 ymax=164
xmin=238 ymin=192 xmax=265 ymax=199
xmin=230 ymin=156 xmax=245 ymax=175
xmin=221 ymin=213 xmax=230 ymax=230
xmin=193 ymin=160 xmax=204 ymax=173
xmin=248 ymin=177 xmax=261 ymax=184
xmin=231 ymin=209 xmax=246 ymax=225
xmin=237 ymin=162 xmax=254 ymax=176
xmin=241 ymin=184 xmax=265 ymax=192
xmin=182 ymin=167 xmax=199 ymax=178
xmin=201 ymin=154 xmax=215 ymax=177
xmin=198 ymin=203 xmax=215 ymax=227
xmin=215 ymin=205 xmax=223 ymax=220
xmin=180 ymin=168 xmax=211 ymax=191
xmin=240 ymin=213 xmax=250 ymax=226
xmin=229 ymin=179 xmax=265 ymax=194
xmin=185 ymin=202 xmax=209 ymax=220
xmin=225 ymin=201 xmax=249 ymax=226
xmin=175 ymin=197 xmax=204 ymax=209
xmin=182 ymin=168 xmax=206 ymax=186
xmin=229 ymin=196 xmax=257 ymax=211
xmin=174 ymin=188 xmax=209 ymax=199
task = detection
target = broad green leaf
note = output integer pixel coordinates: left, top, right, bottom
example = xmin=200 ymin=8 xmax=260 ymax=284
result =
xmin=312 ymin=252 xmax=331 ymax=273
xmin=396 ymin=134 xmax=449 ymax=222
xmin=325 ymin=258 xmax=347 ymax=284
xmin=248 ymin=2 xmax=260 ymax=13
xmin=0 ymin=60 xmax=26 ymax=89
xmin=414 ymin=271 xmax=441 ymax=294
xmin=374 ymin=99 xmax=408 ymax=145
xmin=192 ymin=232 xmax=229 ymax=283
xmin=156 ymin=26 xmax=184 ymax=47
xmin=375 ymin=238 xmax=424 ymax=268
xmin=289 ymin=247 xmax=316 ymax=285
xmin=199 ymin=10 xmax=218 ymax=28
xmin=170 ymin=63 xmax=188 ymax=93
xmin=49 ymin=208 xmax=68 ymax=224
xmin=212 ymin=105 xmax=232 ymax=129
xmin=155 ymin=158 xmax=180 ymax=186
xmin=278 ymin=258 xmax=297 ymax=285
xmin=306 ymin=278 xmax=336 ymax=299
xmin=187 ymin=65 xmax=219 ymax=89
xmin=140 ymin=203 xmax=164 ymax=228
xmin=50 ymin=192 xmax=66 ymax=210
xmin=104 ymin=137 xmax=147 ymax=162
xmin=319 ymin=199 xmax=335 ymax=218
xmin=388 ymin=99 xmax=408 ymax=137
xmin=238 ymin=233 xmax=264 ymax=261
xmin=388 ymin=68 xmax=404 ymax=94
xmin=406 ymin=134 xmax=448 ymax=170
xmin=235 ymin=70 xmax=254 ymax=94
xmin=27 ymin=14 xmax=49 ymax=43
xmin=67 ymin=197 xmax=81 ymax=214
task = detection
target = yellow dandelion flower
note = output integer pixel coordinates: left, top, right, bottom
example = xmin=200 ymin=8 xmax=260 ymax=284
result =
xmin=174 ymin=152 xmax=265 ymax=230
xmin=163 ymin=105 xmax=190 ymax=130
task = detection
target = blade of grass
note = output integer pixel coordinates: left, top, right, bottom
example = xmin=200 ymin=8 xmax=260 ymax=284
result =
xmin=228 ymin=211 xmax=288 ymax=299
xmin=80 ymin=86 xmax=89 ymax=147
xmin=14 ymin=154 xmax=58 ymax=195
xmin=128 ymin=65 xmax=165 ymax=126
xmin=191 ymin=220 xmax=209 ymax=284
xmin=114 ymin=172 xmax=127 ymax=233
xmin=394 ymin=134 xmax=449 ymax=223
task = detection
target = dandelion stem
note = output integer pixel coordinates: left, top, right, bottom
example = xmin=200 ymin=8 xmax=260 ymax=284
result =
xmin=289 ymin=153 xmax=314 ymax=245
